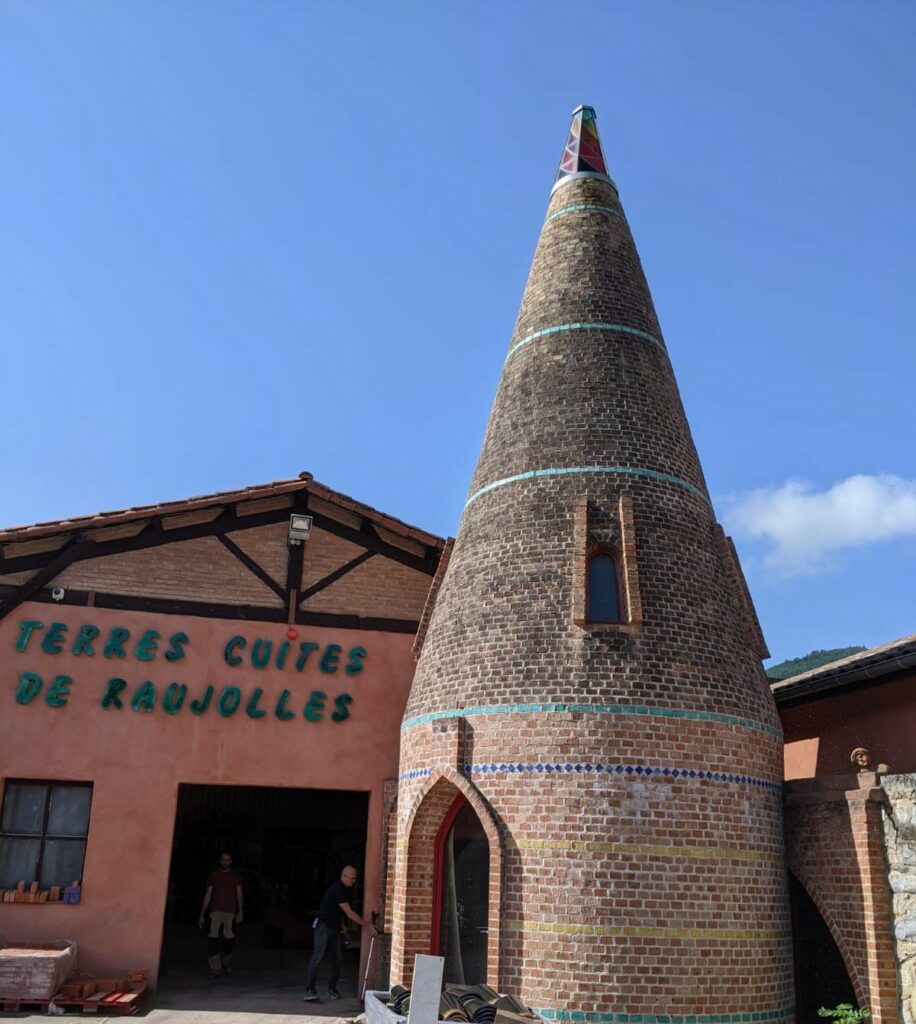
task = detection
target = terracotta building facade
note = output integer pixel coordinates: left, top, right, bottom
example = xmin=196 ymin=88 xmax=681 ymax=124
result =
xmin=0 ymin=475 xmax=445 ymax=983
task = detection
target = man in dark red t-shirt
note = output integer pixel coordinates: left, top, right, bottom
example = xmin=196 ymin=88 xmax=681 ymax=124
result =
xmin=198 ymin=852 xmax=244 ymax=977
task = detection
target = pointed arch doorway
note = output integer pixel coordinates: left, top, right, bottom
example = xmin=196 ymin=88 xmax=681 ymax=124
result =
xmin=432 ymin=795 xmax=490 ymax=984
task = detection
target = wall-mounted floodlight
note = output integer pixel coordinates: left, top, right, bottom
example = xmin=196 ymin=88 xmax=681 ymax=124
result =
xmin=288 ymin=513 xmax=313 ymax=546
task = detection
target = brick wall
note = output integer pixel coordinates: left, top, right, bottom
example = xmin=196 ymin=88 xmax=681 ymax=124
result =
xmin=303 ymin=547 xmax=432 ymax=621
xmin=393 ymin=167 xmax=793 ymax=1017
xmin=56 ymin=536 xmax=284 ymax=607
xmin=390 ymin=758 xmax=503 ymax=990
xmin=786 ymin=775 xmax=898 ymax=1023
xmin=229 ymin=521 xmax=290 ymax=588
xmin=30 ymin=515 xmax=432 ymax=623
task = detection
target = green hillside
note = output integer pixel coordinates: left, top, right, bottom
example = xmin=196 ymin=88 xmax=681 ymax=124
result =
xmin=766 ymin=646 xmax=867 ymax=681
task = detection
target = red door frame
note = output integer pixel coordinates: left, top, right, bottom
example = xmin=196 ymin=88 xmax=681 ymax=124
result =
xmin=429 ymin=794 xmax=468 ymax=955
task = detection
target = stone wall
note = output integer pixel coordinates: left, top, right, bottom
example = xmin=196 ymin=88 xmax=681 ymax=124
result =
xmin=882 ymin=775 xmax=916 ymax=1024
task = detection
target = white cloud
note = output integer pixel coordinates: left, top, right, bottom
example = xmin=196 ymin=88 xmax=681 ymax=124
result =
xmin=722 ymin=474 xmax=916 ymax=576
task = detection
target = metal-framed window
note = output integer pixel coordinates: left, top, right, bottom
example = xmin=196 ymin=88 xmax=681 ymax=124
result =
xmin=586 ymin=546 xmax=622 ymax=623
xmin=0 ymin=780 xmax=92 ymax=890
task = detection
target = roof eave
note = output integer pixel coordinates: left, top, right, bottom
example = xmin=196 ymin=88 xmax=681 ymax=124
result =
xmin=771 ymin=639 xmax=916 ymax=707
xmin=0 ymin=473 xmax=445 ymax=552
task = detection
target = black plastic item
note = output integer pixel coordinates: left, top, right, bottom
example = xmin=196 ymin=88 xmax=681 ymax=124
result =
xmin=391 ymin=985 xmax=412 ymax=1017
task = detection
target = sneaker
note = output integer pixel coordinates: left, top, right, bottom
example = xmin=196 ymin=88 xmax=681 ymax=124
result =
xmin=326 ymin=988 xmax=342 ymax=1000
xmin=302 ymin=989 xmax=319 ymax=1002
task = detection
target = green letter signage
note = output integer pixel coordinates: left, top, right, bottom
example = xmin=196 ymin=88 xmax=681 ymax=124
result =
xmin=305 ymin=690 xmax=327 ymax=722
xmin=131 ymin=681 xmax=157 ymax=712
xmin=15 ymin=672 xmax=43 ymax=705
xmin=217 ymin=686 xmax=242 ymax=717
xmin=45 ymin=675 xmax=72 ymax=708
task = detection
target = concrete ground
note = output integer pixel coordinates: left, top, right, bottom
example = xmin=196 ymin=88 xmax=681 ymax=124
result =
xmin=5 ymin=970 xmax=365 ymax=1024
xmin=4 ymin=920 xmax=371 ymax=1024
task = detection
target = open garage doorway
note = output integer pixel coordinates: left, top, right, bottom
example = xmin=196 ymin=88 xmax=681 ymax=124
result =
xmin=158 ymin=783 xmax=369 ymax=1013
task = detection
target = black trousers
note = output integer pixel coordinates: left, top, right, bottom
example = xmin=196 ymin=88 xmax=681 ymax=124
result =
xmin=307 ymin=921 xmax=341 ymax=989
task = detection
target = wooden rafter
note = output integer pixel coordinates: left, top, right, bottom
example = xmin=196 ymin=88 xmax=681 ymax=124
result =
xmin=0 ymin=493 xmax=440 ymax=628
xmin=0 ymin=583 xmax=421 ymax=633
xmin=309 ymin=511 xmax=437 ymax=575
xmin=0 ymin=536 xmax=95 ymax=621
xmin=300 ymin=550 xmax=376 ymax=603
xmin=217 ymin=535 xmax=286 ymax=602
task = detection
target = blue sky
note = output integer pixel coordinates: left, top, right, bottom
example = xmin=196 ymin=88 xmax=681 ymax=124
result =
xmin=2 ymin=1 xmax=914 ymax=665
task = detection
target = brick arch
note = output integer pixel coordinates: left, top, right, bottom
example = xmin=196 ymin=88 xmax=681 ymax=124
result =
xmin=391 ymin=769 xmax=502 ymax=987
xmin=789 ymin=866 xmax=864 ymax=1009
xmin=785 ymin=790 xmax=898 ymax=1023
xmin=381 ymin=786 xmax=399 ymax=935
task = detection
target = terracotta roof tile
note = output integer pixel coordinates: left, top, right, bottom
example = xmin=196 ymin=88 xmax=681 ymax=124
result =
xmin=0 ymin=473 xmax=445 ymax=552
xmin=771 ymin=631 xmax=916 ymax=692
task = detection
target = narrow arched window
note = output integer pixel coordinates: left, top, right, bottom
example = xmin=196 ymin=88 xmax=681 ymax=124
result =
xmin=587 ymin=552 xmax=621 ymax=623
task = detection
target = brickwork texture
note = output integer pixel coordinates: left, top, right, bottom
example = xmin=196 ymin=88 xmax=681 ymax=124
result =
xmin=392 ymin=112 xmax=794 ymax=1021
xmin=48 ymin=517 xmax=430 ymax=623
xmin=787 ymin=777 xmax=898 ymax=1024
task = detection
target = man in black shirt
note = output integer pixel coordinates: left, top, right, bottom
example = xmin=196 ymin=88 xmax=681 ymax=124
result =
xmin=303 ymin=865 xmax=376 ymax=1000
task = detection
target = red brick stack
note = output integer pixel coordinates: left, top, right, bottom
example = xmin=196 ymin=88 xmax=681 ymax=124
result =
xmin=0 ymin=941 xmax=77 ymax=1002
xmin=390 ymin=107 xmax=794 ymax=1021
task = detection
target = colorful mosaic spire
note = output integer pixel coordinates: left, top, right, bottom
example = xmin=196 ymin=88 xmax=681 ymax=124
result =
xmin=554 ymin=104 xmax=611 ymax=190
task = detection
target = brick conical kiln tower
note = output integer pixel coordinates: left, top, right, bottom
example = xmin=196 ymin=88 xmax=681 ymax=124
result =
xmin=390 ymin=107 xmax=794 ymax=1022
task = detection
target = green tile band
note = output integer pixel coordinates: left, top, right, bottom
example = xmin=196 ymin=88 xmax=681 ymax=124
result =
xmin=506 ymin=322 xmax=666 ymax=362
xmin=545 ymin=203 xmax=623 ymax=224
xmin=401 ymin=702 xmax=781 ymax=738
xmin=465 ymin=465 xmax=710 ymax=508
xmin=534 ymin=1007 xmax=795 ymax=1024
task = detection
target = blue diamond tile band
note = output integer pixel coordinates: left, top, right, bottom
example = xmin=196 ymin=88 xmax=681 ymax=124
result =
xmin=401 ymin=703 xmax=780 ymax=738
xmin=506 ymin=322 xmax=666 ymax=362
xmin=462 ymin=761 xmax=781 ymax=793
xmin=465 ymin=466 xmax=709 ymax=509
xmin=397 ymin=768 xmax=432 ymax=782
xmin=534 ymin=1008 xmax=795 ymax=1023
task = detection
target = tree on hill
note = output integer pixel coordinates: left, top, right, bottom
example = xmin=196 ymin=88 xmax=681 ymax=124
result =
xmin=766 ymin=647 xmax=867 ymax=680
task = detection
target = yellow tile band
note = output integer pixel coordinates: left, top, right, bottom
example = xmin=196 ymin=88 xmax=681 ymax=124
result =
xmin=504 ymin=920 xmax=788 ymax=940
xmin=505 ymin=839 xmax=781 ymax=863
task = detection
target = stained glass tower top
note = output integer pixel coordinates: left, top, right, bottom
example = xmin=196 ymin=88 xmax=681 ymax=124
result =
xmin=552 ymin=105 xmax=614 ymax=193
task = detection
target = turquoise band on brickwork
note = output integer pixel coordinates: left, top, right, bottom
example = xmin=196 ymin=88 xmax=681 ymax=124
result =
xmin=506 ymin=321 xmax=666 ymax=362
xmin=401 ymin=702 xmax=780 ymax=738
xmin=465 ymin=465 xmax=709 ymax=508
xmin=534 ymin=1007 xmax=795 ymax=1023
xmin=545 ymin=203 xmax=623 ymax=224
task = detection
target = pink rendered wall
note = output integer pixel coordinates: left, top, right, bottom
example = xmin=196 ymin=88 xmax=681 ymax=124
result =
xmin=0 ymin=601 xmax=413 ymax=982
xmin=780 ymin=671 xmax=916 ymax=779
